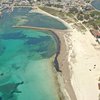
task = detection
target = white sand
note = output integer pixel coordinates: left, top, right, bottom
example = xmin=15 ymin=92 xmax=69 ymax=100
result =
xmin=30 ymin=7 xmax=100 ymax=100
xmin=68 ymin=28 xmax=100 ymax=100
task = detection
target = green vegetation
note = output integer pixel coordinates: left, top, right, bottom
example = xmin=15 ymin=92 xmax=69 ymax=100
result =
xmin=39 ymin=6 xmax=100 ymax=30
xmin=69 ymin=7 xmax=100 ymax=29
xmin=83 ymin=11 xmax=100 ymax=29
xmin=85 ymin=0 xmax=91 ymax=3
xmin=39 ymin=7 xmax=59 ymax=16
xmin=77 ymin=13 xmax=84 ymax=21
xmin=69 ymin=7 xmax=78 ymax=14
xmin=39 ymin=6 xmax=66 ymax=18
xmin=39 ymin=6 xmax=76 ymax=20
xmin=84 ymin=14 xmax=90 ymax=20
xmin=90 ymin=11 xmax=100 ymax=17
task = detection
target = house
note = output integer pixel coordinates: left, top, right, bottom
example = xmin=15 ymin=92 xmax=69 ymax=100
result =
xmin=90 ymin=29 xmax=100 ymax=38
xmin=96 ymin=38 xmax=100 ymax=44
xmin=98 ymin=83 xmax=100 ymax=90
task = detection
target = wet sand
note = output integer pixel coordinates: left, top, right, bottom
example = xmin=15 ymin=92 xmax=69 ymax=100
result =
xmin=51 ymin=29 xmax=77 ymax=100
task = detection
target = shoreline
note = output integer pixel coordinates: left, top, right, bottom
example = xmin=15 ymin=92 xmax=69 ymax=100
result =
xmin=48 ymin=31 xmax=61 ymax=72
xmin=51 ymin=29 xmax=77 ymax=100
xmin=1 ymin=5 xmax=100 ymax=100
xmin=13 ymin=25 xmax=77 ymax=100
xmin=13 ymin=6 xmax=77 ymax=100
xmin=90 ymin=0 xmax=100 ymax=12
xmin=25 ymin=5 xmax=100 ymax=100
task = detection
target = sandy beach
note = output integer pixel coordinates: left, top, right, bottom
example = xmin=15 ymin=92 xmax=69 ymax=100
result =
xmin=52 ymin=29 xmax=77 ymax=100
xmin=13 ymin=7 xmax=100 ymax=100
xmin=70 ymin=28 xmax=100 ymax=100
xmin=36 ymin=8 xmax=100 ymax=100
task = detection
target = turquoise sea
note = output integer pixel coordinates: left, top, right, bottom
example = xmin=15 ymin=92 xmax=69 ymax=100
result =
xmin=0 ymin=7 xmax=67 ymax=100
xmin=91 ymin=0 xmax=100 ymax=10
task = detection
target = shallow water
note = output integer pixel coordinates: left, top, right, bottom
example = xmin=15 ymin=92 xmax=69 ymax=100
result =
xmin=0 ymin=7 xmax=67 ymax=100
xmin=91 ymin=0 xmax=100 ymax=10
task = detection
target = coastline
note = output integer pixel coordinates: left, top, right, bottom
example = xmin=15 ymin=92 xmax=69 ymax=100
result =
xmin=13 ymin=7 xmax=77 ymax=100
xmin=13 ymin=25 xmax=77 ymax=100
xmin=28 ymin=5 xmax=100 ymax=100
xmin=1 ymin=5 xmax=100 ymax=100
xmin=51 ymin=29 xmax=77 ymax=100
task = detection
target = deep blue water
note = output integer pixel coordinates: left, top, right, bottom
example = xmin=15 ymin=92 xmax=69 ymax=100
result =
xmin=0 ymin=7 xmax=67 ymax=100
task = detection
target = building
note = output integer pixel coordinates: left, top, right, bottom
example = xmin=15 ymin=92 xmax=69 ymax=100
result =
xmin=90 ymin=29 xmax=100 ymax=38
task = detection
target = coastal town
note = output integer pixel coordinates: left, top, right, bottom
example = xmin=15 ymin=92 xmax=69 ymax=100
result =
xmin=0 ymin=0 xmax=100 ymax=100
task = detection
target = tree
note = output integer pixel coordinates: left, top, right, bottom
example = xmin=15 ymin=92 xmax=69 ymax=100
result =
xmin=27 ymin=0 xmax=34 ymax=5
xmin=57 ymin=0 xmax=61 ymax=2
xmin=69 ymin=7 xmax=78 ymax=14
xmin=77 ymin=14 xmax=84 ymax=21
xmin=84 ymin=14 xmax=90 ymax=20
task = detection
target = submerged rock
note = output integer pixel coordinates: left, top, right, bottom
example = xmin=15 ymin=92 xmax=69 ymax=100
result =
xmin=0 ymin=97 xmax=2 ymax=100
xmin=0 ymin=81 xmax=24 ymax=99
